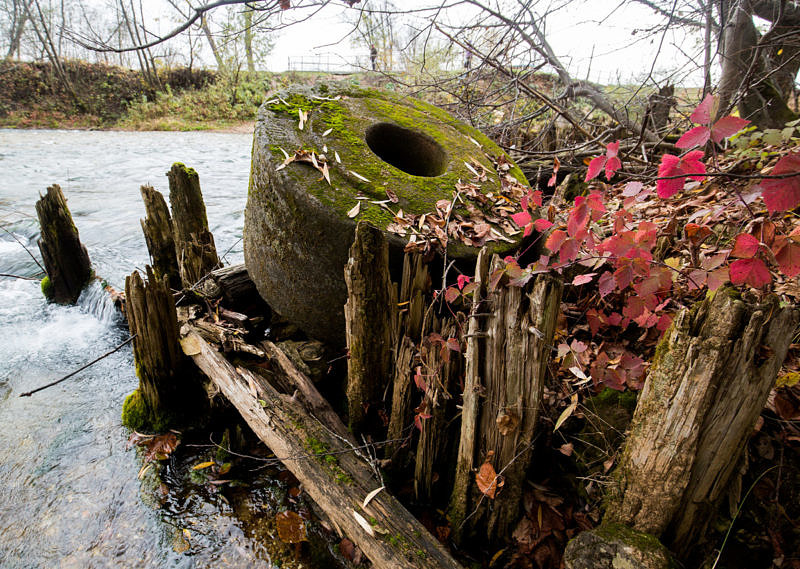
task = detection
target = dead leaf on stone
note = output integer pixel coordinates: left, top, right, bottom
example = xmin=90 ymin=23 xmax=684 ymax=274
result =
xmin=347 ymin=202 xmax=361 ymax=218
xmin=179 ymin=334 xmax=203 ymax=356
xmin=496 ymin=411 xmax=520 ymax=436
xmin=476 ymin=461 xmax=504 ymax=499
xmin=386 ymin=187 xmax=399 ymax=203
xmin=276 ymin=510 xmax=307 ymax=543
xmin=339 ymin=537 xmax=362 ymax=564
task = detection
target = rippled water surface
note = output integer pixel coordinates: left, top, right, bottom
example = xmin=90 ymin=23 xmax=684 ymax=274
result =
xmin=0 ymin=129 xmax=292 ymax=568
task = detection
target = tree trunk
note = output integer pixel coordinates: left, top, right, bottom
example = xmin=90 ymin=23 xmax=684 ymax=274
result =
xmin=200 ymin=14 xmax=225 ymax=70
xmin=604 ymin=289 xmax=798 ymax=559
xmin=140 ymin=184 xmax=181 ymax=291
xmin=716 ymin=0 xmax=798 ymax=128
xmin=344 ymin=221 xmax=397 ymax=431
xmin=243 ymin=8 xmax=255 ymax=72
xmin=35 ymin=184 xmax=92 ymax=304
xmin=166 ymin=162 xmax=220 ymax=288
xmin=124 ymin=266 xmax=194 ymax=432
xmin=181 ymin=329 xmax=465 ymax=569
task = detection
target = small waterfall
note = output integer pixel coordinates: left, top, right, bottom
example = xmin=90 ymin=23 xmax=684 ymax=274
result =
xmin=77 ymin=280 xmax=123 ymax=327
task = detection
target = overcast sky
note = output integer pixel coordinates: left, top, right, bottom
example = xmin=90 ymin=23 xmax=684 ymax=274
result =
xmin=260 ymin=1 xmax=704 ymax=85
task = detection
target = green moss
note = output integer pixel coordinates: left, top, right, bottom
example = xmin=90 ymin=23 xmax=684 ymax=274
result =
xmin=121 ymin=388 xmax=171 ymax=432
xmin=122 ymin=389 xmax=150 ymax=431
xmin=172 ymin=161 xmax=198 ymax=178
xmin=592 ymin=523 xmax=677 ymax=567
xmin=304 ymin=435 xmax=353 ymax=485
xmin=40 ymin=276 xmax=53 ymax=299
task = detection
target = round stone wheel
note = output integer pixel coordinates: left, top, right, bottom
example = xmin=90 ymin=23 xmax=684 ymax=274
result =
xmin=244 ymin=82 xmax=529 ymax=345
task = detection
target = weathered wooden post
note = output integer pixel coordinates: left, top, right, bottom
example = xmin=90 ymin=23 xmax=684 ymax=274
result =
xmin=167 ymin=163 xmax=220 ymax=288
xmin=603 ymin=289 xmax=798 ymax=558
xmin=140 ymin=184 xmax=181 ymax=291
xmin=35 ymin=184 xmax=92 ymax=304
xmin=448 ymin=256 xmax=563 ymax=543
xmin=122 ymin=266 xmax=190 ymax=432
xmin=344 ymin=221 xmax=397 ymax=431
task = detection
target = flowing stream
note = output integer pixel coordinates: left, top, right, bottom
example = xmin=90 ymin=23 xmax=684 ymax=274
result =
xmin=0 ymin=129 xmax=314 ymax=568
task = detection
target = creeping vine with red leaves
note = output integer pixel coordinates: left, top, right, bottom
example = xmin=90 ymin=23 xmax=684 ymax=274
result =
xmin=440 ymin=94 xmax=800 ymax=392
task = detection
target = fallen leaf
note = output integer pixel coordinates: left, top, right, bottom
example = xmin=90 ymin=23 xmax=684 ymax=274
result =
xmin=276 ymin=511 xmax=307 ymax=543
xmin=476 ymin=461 xmax=504 ymax=499
xmin=352 ymin=510 xmax=375 ymax=536
xmin=192 ymin=461 xmax=216 ymax=470
xmin=347 ymin=202 xmax=361 ymax=218
xmin=363 ymin=486 xmax=385 ymax=508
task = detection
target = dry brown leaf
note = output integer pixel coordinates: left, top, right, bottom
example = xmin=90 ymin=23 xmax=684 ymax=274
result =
xmin=476 ymin=461 xmax=504 ymax=499
xmin=496 ymin=411 xmax=520 ymax=436
xmin=276 ymin=510 xmax=307 ymax=543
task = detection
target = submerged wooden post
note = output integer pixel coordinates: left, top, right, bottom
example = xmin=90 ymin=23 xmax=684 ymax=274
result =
xmin=449 ymin=255 xmax=562 ymax=542
xmin=344 ymin=221 xmax=397 ymax=431
xmin=604 ymin=289 xmax=798 ymax=558
xmin=122 ymin=266 xmax=188 ymax=432
xmin=167 ymin=163 xmax=219 ymax=288
xmin=140 ymin=184 xmax=181 ymax=291
xmin=35 ymin=184 xmax=92 ymax=304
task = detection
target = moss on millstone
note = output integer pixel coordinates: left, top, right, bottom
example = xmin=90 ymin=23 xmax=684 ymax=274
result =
xmin=245 ymin=81 xmax=532 ymax=343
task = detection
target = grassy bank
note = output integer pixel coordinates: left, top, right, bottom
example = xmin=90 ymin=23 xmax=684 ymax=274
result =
xmin=0 ymin=60 xmax=384 ymax=131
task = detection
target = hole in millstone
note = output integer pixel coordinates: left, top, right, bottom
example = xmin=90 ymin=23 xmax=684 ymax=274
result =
xmin=365 ymin=122 xmax=448 ymax=177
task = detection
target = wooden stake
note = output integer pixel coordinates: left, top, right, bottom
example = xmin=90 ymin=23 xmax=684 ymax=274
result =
xmin=140 ymin=184 xmax=181 ymax=291
xmin=344 ymin=221 xmax=397 ymax=431
xmin=35 ymin=184 xmax=92 ymax=304
xmin=605 ymin=289 xmax=798 ymax=558
xmin=167 ymin=163 xmax=220 ymax=288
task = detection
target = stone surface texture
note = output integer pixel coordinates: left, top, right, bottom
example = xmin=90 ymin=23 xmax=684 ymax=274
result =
xmin=563 ymin=524 xmax=676 ymax=569
xmin=244 ymin=81 xmax=527 ymax=343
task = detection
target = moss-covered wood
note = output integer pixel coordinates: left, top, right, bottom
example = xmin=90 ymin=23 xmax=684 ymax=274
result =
xmin=604 ymin=289 xmax=799 ymax=559
xmin=35 ymin=184 xmax=92 ymax=304
xmin=123 ymin=266 xmax=189 ymax=431
xmin=451 ymin=257 xmax=563 ymax=542
xmin=140 ymin=184 xmax=181 ymax=291
xmin=344 ymin=221 xmax=397 ymax=431
xmin=167 ymin=162 xmax=220 ymax=288
xmin=182 ymin=329 xmax=465 ymax=569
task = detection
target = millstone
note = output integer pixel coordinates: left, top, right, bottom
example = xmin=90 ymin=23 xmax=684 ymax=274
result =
xmin=244 ymin=82 xmax=528 ymax=344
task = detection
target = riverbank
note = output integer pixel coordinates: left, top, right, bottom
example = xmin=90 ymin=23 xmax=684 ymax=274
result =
xmin=0 ymin=60 xmax=383 ymax=132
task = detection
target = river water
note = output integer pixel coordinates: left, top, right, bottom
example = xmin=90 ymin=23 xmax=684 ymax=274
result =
xmin=0 ymin=129 xmax=301 ymax=568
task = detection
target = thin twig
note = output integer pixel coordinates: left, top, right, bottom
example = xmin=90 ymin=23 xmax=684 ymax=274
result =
xmin=19 ymin=335 xmax=136 ymax=397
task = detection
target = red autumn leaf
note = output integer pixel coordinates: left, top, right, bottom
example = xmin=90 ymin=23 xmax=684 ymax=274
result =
xmin=534 ymin=218 xmax=554 ymax=231
xmin=657 ymin=151 xmax=706 ymax=198
xmin=676 ymin=125 xmax=711 ymax=149
xmin=548 ymin=157 xmax=560 ymax=187
xmin=511 ymin=211 xmax=532 ymax=228
xmin=559 ymin=238 xmax=580 ymax=263
xmin=279 ymin=0 xmax=290 ymax=9
xmin=690 ymin=93 xmax=714 ymax=124
xmin=605 ymin=140 xmax=621 ymax=180
xmin=414 ymin=369 xmax=427 ymax=392
xmin=622 ymin=181 xmax=644 ymax=197
xmin=444 ymin=286 xmax=460 ymax=303
xmin=446 ymin=337 xmax=461 ymax=352
xmin=545 ymin=229 xmax=567 ymax=253
xmin=710 ymin=115 xmax=750 ymax=143
xmin=572 ymin=273 xmax=596 ymax=286
xmin=775 ymin=239 xmax=800 ymax=277
xmin=476 ymin=461 xmax=504 ymax=499
xmin=585 ymin=155 xmax=606 ymax=182
xmin=729 ymin=257 xmax=772 ymax=288
xmin=656 ymin=314 xmax=672 ymax=331
xmin=731 ymin=233 xmax=760 ymax=258
xmin=759 ymin=153 xmax=800 ymax=213
xmin=598 ymin=271 xmax=616 ymax=297
xmin=567 ymin=198 xmax=589 ymax=237
xmin=708 ymin=266 xmax=729 ymax=291
xmin=414 ymin=412 xmax=432 ymax=432
xmin=457 ymin=274 xmax=471 ymax=290
xmin=586 ymin=191 xmax=607 ymax=214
